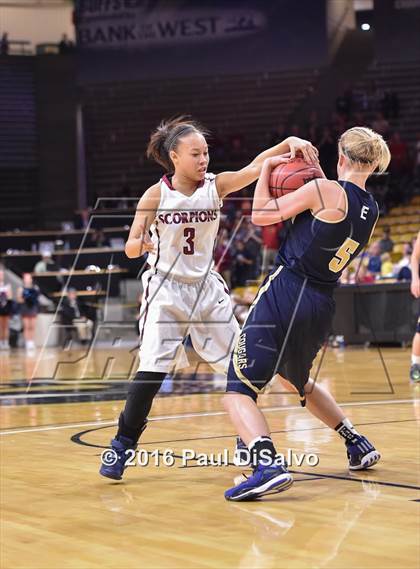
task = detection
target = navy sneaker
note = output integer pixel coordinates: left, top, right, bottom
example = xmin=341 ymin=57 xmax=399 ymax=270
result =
xmin=346 ymin=435 xmax=380 ymax=471
xmin=410 ymin=363 xmax=420 ymax=382
xmin=99 ymin=436 xmax=136 ymax=480
xmin=233 ymin=437 xmax=251 ymax=467
xmin=225 ymin=462 xmax=293 ymax=501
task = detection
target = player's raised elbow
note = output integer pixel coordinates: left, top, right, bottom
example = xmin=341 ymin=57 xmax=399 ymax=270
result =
xmin=251 ymin=210 xmax=262 ymax=225
xmin=251 ymin=211 xmax=270 ymax=226
xmin=125 ymin=241 xmax=138 ymax=258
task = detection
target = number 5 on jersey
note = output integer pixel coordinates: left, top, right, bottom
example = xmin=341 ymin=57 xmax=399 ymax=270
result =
xmin=183 ymin=227 xmax=195 ymax=255
xmin=329 ymin=237 xmax=360 ymax=273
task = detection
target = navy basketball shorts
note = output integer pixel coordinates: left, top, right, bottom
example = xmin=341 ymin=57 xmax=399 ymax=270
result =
xmin=417 ymin=313 xmax=420 ymax=334
xmin=226 ymin=265 xmax=335 ymax=401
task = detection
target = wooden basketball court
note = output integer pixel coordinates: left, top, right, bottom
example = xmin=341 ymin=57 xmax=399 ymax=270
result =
xmin=1 ymin=346 xmax=419 ymax=569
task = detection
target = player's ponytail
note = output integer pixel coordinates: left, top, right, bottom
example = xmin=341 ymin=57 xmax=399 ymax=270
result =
xmin=146 ymin=116 xmax=208 ymax=172
xmin=338 ymin=126 xmax=391 ymax=174
xmin=376 ymin=136 xmax=392 ymax=174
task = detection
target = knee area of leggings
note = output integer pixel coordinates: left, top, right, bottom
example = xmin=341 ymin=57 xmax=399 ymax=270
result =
xmin=128 ymin=371 xmax=167 ymax=397
xmin=133 ymin=371 xmax=167 ymax=383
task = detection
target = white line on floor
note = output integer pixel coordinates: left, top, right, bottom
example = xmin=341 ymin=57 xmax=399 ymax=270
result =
xmin=0 ymin=398 xmax=415 ymax=435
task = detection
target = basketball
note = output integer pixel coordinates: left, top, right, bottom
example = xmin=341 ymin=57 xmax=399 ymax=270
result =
xmin=269 ymin=157 xmax=325 ymax=199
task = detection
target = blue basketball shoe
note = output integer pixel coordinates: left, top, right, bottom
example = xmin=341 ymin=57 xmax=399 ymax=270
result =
xmin=346 ymin=435 xmax=381 ymax=471
xmin=225 ymin=462 xmax=293 ymax=501
xmin=99 ymin=436 xmax=136 ymax=481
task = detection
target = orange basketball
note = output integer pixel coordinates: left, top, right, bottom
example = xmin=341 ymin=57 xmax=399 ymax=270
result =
xmin=269 ymin=157 xmax=325 ymax=199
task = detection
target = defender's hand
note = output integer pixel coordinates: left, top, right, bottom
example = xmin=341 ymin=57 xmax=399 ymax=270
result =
xmin=287 ymin=136 xmax=319 ymax=165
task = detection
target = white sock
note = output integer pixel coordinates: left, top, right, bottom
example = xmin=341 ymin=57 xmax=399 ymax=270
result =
xmin=412 ymin=355 xmax=420 ymax=365
xmin=335 ymin=418 xmax=361 ymax=442
xmin=247 ymin=435 xmax=272 ymax=451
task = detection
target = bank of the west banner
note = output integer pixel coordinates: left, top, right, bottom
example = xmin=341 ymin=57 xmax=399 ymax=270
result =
xmin=75 ymin=0 xmax=267 ymax=49
xmin=75 ymin=0 xmax=328 ymax=81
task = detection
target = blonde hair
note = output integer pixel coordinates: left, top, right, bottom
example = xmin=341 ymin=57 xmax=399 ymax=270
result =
xmin=338 ymin=126 xmax=391 ymax=174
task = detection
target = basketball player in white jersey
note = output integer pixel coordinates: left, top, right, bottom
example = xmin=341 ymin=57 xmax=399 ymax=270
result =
xmin=100 ymin=116 xmax=318 ymax=480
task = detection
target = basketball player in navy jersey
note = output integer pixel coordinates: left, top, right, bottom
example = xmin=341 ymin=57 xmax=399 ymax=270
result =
xmin=100 ymin=116 xmax=318 ymax=480
xmin=223 ymin=126 xmax=391 ymax=501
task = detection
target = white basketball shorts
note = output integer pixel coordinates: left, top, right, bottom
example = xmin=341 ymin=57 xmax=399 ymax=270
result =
xmin=137 ymin=268 xmax=240 ymax=374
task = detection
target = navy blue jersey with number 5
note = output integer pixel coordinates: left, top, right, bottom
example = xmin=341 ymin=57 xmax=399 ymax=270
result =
xmin=275 ymin=180 xmax=379 ymax=286
xmin=226 ymin=178 xmax=380 ymax=401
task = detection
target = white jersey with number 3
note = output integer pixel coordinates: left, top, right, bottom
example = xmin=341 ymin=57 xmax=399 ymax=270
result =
xmin=147 ymin=173 xmax=221 ymax=281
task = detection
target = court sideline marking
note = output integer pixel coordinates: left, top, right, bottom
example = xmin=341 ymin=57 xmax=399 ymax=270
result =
xmin=0 ymin=398 xmax=416 ymax=435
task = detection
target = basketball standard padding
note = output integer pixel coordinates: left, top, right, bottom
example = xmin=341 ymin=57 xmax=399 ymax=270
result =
xmin=269 ymin=158 xmax=325 ymax=199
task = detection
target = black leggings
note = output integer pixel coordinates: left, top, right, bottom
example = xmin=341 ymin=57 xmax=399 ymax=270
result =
xmin=117 ymin=371 xmax=167 ymax=442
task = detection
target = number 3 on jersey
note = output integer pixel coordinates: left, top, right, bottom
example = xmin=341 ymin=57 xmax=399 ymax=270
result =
xmin=183 ymin=227 xmax=195 ymax=255
xmin=329 ymin=237 xmax=360 ymax=273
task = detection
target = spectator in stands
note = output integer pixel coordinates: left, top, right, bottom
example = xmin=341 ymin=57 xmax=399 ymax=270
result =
xmin=354 ymin=262 xmax=375 ymax=284
xmin=58 ymin=34 xmax=74 ymax=54
xmin=379 ymin=226 xmax=394 ymax=254
xmin=306 ymin=110 xmax=319 ymax=131
xmin=371 ymin=112 xmax=390 ymax=138
xmin=389 ymin=131 xmax=410 ymax=176
xmin=290 ymin=124 xmax=301 ymax=138
xmin=1 ymin=33 xmax=9 ymax=56
xmin=233 ymin=241 xmax=253 ymax=287
xmin=381 ymin=90 xmax=400 ymax=119
xmin=366 ymin=241 xmax=382 ymax=275
xmin=335 ymin=87 xmax=353 ymax=119
xmin=89 ymin=228 xmax=110 ymax=248
xmin=366 ymin=80 xmax=383 ymax=112
xmin=117 ymin=184 xmax=138 ymax=208
xmin=268 ymin=123 xmax=286 ymax=147
xmin=352 ymin=111 xmax=367 ymax=128
xmin=389 ymin=131 xmax=412 ymax=201
xmin=318 ymin=126 xmax=337 ymax=179
xmin=60 ymin=288 xmax=94 ymax=345
xmin=243 ymin=221 xmax=263 ymax=280
xmin=261 ymin=222 xmax=283 ymax=274
xmin=0 ymin=267 xmax=13 ymax=350
xmin=74 ymin=208 xmax=91 ymax=229
xmin=228 ymin=133 xmax=247 ymax=162
xmin=380 ymin=253 xmax=394 ymax=278
xmin=209 ymin=130 xmax=226 ymax=160
xmin=394 ymin=242 xmax=413 ymax=280
xmin=214 ymin=228 xmax=233 ymax=289
xmin=17 ymin=273 xmax=40 ymax=352
xmin=330 ymin=112 xmax=346 ymax=138
xmin=307 ymin=124 xmax=319 ymax=147
xmin=33 ymin=251 xmax=60 ymax=273
xmin=351 ymin=87 xmax=366 ymax=114
xmin=240 ymin=199 xmax=253 ymax=217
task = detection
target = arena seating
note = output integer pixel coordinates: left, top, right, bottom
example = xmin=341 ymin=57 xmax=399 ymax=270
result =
xmin=0 ymin=57 xmax=38 ymax=228
xmin=374 ymin=194 xmax=420 ymax=258
xmin=354 ymin=59 xmax=420 ymax=144
xmin=82 ymin=68 xmax=319 ymax=197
